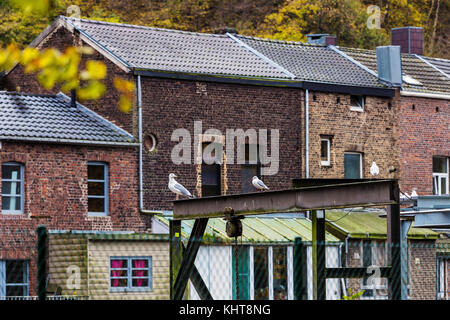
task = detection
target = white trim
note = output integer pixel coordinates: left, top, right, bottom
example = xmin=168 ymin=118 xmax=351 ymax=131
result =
xmin=87 ymin=162 xmax=109 ymax=217
xmin=320 ymin=138 xmax=331 ymax=166
xmin=287 ymin=246 xmax=294 ymax=300
xmin=400 ymin=90 xmax=450 ymax=100
xmin=344 ymin=152 xmax=363 ymax=179
xmin=268 ymin=246 xmax=274 ymax=300
xmin=1 ymin=163 xmax=25 ymax=214
xmin=249 ymin=246 xmax=254 ymax=300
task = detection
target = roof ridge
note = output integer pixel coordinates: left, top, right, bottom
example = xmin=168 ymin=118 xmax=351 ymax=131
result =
xmin=61 ymin=16 xmax=227 ymax=38
xmin=235 ymin=34 xmax=325 ymax=47
xmin=0 ymin=90 xmax=59 ymax=98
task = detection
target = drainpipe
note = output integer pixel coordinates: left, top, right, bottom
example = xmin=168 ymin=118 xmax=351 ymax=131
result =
xmin=305 ymin=89 xmax=309 ymax=179
xmin=137 ymin=75 xmax=162 ymax=216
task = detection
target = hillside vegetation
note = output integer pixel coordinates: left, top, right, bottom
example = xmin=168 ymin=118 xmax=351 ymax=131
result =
xmin=1 ymin=0 xmax=448 ymax=58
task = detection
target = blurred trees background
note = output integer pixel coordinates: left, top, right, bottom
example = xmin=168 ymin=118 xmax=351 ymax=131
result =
xmin=1 ymin=0 xmax=448 ymax=58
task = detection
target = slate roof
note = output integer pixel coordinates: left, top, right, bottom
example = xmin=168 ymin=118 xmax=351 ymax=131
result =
xmin=60 ymin=17 xmax=388 ymax=89
xmin=421 ymin=56 xmax=450 ymax=78
xmin=0 ymin=91 xmax=135 ymax=145
xmin=338 ymin=47 xmax=450 ymax=95
xmin=62 ymin=17 xmax=288 ymax=79
xmin=235 ymin=35 xmax=385 ymax=88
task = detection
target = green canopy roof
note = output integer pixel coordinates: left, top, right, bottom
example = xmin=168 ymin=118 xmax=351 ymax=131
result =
xmin=156 ymin=215 xmax=340 ymax=244
xmin=326 ymin=211 xmax=438 ymax=240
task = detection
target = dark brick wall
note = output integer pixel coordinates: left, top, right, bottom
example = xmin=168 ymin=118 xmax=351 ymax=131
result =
xmin=0 ymin=141 xmax=151 ymax=295
xmin=397 ymin=95 xmax=450 ymax=195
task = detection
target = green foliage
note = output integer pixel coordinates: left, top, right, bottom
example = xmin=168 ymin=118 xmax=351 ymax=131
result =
xmin=342 ymin=288 xmax=365 ymax=300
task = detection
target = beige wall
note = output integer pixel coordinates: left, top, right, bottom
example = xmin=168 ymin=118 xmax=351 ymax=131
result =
xmin=87 ymin=240 xmax=170 ymax=300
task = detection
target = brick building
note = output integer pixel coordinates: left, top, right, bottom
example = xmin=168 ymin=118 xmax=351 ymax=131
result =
xmin=3 ymin=16 xmax=403 ymax=212
xmin=0 ymin=91 xmax=152 ymax=297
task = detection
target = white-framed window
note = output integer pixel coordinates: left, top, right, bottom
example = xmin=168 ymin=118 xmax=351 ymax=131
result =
xmin=350 ymin=95 xmax=365 ymax=112
xmin=1 ymin=162 xmax=25 ymax=214
xmin=87 ymin=162 xmax=108 ymax=216
xmin=0 ymin=260 xmax=29 ymax=298
xmin=110 ymin=257 xmax=152 ymax=292
xmin=360 ymin=241 xmax=388 ymax=300
xmin=433 ymin=157 xmax=449 ymax=195
xmin=344 ymin=152 xmax=363 ymax=179
xmin=320 ymin=138 xmax=331 ymax=166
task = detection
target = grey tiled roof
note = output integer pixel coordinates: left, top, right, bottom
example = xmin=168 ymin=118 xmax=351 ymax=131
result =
xmin=0 ymin=91 xmax=135 ymax=144
xmin=63 ymin=17 xmax=288 ymax=79
xmin=421 ymin=56 xmax=450 ymax=78
xmin=339 ymin=47 xmax=450 ymax=95
xmin=61 ymin=17 xmax=387 ymax=88
xmin=235 ymin=35 xmax=385 ymax=88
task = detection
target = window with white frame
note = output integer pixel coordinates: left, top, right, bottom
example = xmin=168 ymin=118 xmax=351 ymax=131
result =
xmin=344 ymin=153 xmax=363 ymax=179
xmin=0 ymin=260 xmax=29 ymax=297
xmin=350 ymin=95 xmax=365 ymax=111
xmin=87 ymin=162 xmax=108 ymax=216
xmin=110 ymin=257 xmax=152 ymax=291
xmin=360 ymin=241 xmax=388 ymax=299
xmin=320 ymin=138 xmax=331 ymax=166
xmin=2 ymin=162 xmax=24 ymax=214
xmin=433 ymin=157 xmax=449 ymax=195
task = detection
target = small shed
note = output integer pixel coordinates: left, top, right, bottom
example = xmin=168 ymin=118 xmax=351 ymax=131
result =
xmin=47 ymin=231 xmax=170 ymax=300
xmin=155 ymin=213 xmax=343 ymax=300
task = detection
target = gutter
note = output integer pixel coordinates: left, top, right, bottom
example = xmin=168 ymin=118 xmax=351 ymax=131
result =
xmin=0 ymin=136 xmax=139 ymax=147
xmin=400 ymin=90 xmax=450 ymax=100
xmin=136 ymin=75 xmax=162 ymax=215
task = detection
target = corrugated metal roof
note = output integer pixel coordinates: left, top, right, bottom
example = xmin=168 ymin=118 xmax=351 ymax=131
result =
xmin=156 ymin=215 xmax=340 ymax=243
xmin=326 ymin=211 xmax=438 ymax=240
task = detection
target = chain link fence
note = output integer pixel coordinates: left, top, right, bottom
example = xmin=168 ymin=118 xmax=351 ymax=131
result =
xmin=0 ymin=223 xmax=449 ymax=300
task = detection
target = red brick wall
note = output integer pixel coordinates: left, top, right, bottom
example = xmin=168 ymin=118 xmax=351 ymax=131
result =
xmin=397 ymin=95 xmax=450 ymax=195
xmin=0 ymin=141 xmax=151 ymax=295
xmin=409 ymin=240 xmax=437 ymax=300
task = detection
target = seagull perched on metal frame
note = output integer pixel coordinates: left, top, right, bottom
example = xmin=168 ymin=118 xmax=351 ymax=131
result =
xmin=370 ymin=161 xmax=379 ymax=177
xmin=169 ymin=173 xmax=194 ymax=199
xmin=252 ymin=176 xmax=269 ymax=192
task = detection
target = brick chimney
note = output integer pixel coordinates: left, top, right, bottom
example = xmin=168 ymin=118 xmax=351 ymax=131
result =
xmin=306 ymin=34 xmax=337 ymax=46
xmin=391 ymin=27 xmax=423 ymax=55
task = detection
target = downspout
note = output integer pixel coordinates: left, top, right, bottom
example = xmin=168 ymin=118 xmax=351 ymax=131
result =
xmin=305 ymin=89 xmax=309 ymax=179
xmin=137 ymin=75 xmax=162 ymax=215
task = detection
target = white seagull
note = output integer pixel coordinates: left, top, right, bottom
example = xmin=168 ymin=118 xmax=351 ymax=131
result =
xmin=169 ymin=173 xmax=194 ymax=198
xmin=252 ymin=176 xmax=269 ymax=192
xmin=370 ymin=161 xmax=379 ymax=177
xmin=410 ymin=188 xmax=418 ymax=198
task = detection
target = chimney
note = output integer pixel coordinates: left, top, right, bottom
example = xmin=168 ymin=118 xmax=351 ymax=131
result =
xmin=306 ymin=34 xmax=337 ymax=46
xmin=214 ymin=27 xmax=238 ymax=35
xmin=391 ymin=27 xmax=423 ymax=55
xmin=376 ymin=46 xmax=402 ymax=87
xmin=70 ymin=89 xmax=77 ymax=108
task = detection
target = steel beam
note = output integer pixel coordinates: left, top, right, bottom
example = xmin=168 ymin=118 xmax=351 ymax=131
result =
xmin=173 ymin=218 xmax=209 ymax=300
xmin=173 ymin=180 xmax=396 ymax=220
xmin=326 ymin=267 xmax=392 ymax=278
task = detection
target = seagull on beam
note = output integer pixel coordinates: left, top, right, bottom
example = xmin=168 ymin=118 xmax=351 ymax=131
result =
xmin=252 ymin=176 xmax=269 ymax=192
xmin=169 ymin=173 xmax=194 ymax=199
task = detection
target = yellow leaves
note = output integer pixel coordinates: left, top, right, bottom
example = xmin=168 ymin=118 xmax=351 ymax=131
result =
xmin=80 ymin=61 xmax=107 ymax=81
xmin=8 ymin=0 xmax=51 ymax=15
xmin=0 ymin=43 xmax=21 ymax=71
xmin=114 ymin=77 xmax=135 ymax=113
xmin=77 ymin=80 xmax=106 ymax=101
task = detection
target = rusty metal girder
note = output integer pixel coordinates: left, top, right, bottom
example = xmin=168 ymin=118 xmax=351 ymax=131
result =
xmin=173 ymin=180 xmax=397 ymax=220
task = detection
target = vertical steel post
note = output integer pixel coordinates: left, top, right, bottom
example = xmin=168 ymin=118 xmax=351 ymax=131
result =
xmin=294 ymin=237 xmax=307 ymax=300
xmin=388 ymin=181 xmax=401 ymax=300
xmin=36 ymin=225 xmax=47 ymax=301
xmin=400 ymin=220 xmax=412 ymax=300
xmin=170 ymin=219 xmax=182 ymax=300
xmin=312 ymin=210 xmax=326 ymax=300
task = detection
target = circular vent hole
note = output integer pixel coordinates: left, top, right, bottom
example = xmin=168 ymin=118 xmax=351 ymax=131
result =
xmin=143 ymin=134 xmax=157 ymax=152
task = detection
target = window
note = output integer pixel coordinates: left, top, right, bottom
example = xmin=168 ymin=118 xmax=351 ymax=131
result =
xmin=110 ymin=257 xmax=152 ymax=291
xmin=254 ymin=246 xmax=269 ymax=300
xmin=201 ymin=142 xmax=221 ymax=197
xmin=2 ymin=163 xmax=24 ymax=214
xmin=88 ymin=162 xmax=108 ymax=216
xmin=344 ymin=153 xmax=362 ymax=179
xmin=232 ymin=246 xmax=250 ymax=300
xmin=350 ymin=95 xmax=365 ymax=111
xmin=241 ymin=144 xmax=261 ymax=193
xmin=433 ymin=157 xmax=449 ymax=195
xmin=273 ymin=247 xmax=288 ymax=300
xmin=0 ymin=260 xmax=29 ymax=297
xmin=320 ymin=138 xmax=331 ymax=166
xmin=360 ymin=241 xmax=388 ymax=299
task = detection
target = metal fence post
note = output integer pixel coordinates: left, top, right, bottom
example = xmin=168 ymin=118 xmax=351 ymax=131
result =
xmin=294 ymin=237 xmax=307 ymax=300
xmin=170 ymin=219 xmax=182 ymax=300
xmin=36 ymin=225 xmax=47 ymax=301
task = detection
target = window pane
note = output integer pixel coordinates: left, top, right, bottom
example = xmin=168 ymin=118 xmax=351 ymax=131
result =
xmin=132 ymin=259 xmax=148 ymax=269
xmin=350 ymin=95 xmax=364 ymax=109
xmin=88 ymin=182 xmax=105 ymax=196
xmin=2 ymin=165 xmax=21 ymax=180
xmin=88 ymin=197 xmax=105 ymax=213
xmin=132 ymin=278 xmax=149 ymax=288
xmin=88 ymin=165 xmax=105 ymax=180
xmin=2 ymin=196 xmax=21 ymax=211
xmin=433 ymin=157 xmax=448 ymax=173
xmin=321 ymin=140 xmax=329 ymax=162
xmin=441 ymin=177 xmax=448 ymax=195
xmin=2 ymin=181 xmax=21 ymax=195
xmin=6 ymin=286 xmax=26 ymax=297
xmin=273 ymin=247 xmax=288 ymax=300
xmin=202 ymin=163 xmax=221 ymax=197
xmin=111 ymin=259 xmax=127 ymax=268
xmin=6 ymin=261 xmax=26 ymax=284
xmin=232 ymin=246 xmax=250 ymax=300
xmin=111 ymin=278 xmax=128 ymax=288
xmin=254 ymin=247 xmax=269 ymax=300
xmin=344 ymin=153 xmax=361 ymax=179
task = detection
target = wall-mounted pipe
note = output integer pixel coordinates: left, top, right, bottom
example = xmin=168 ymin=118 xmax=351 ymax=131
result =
xmin=305 ymin=89 xmax=309 ymax=179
